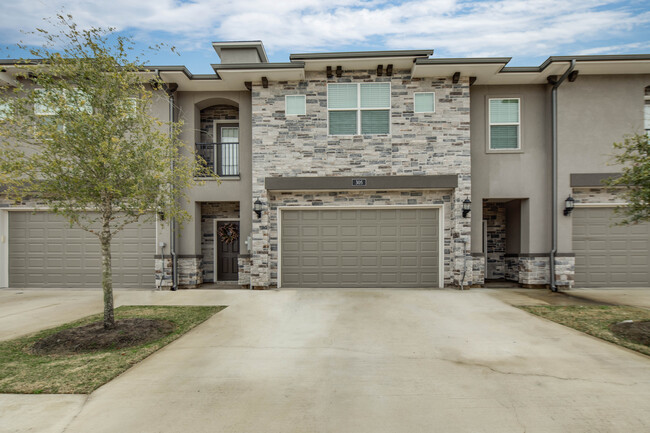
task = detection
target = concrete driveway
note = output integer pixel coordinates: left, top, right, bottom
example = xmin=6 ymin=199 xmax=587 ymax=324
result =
xmin=1 ymin=288 xmax=649 ymax=433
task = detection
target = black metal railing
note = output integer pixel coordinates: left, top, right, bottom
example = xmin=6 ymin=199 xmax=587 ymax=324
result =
xmin=195 ymin=142 xmax=239 ymax=177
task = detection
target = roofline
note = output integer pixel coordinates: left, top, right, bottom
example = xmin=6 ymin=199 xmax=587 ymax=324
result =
xmin=211 ymin=62 xmax=305 ymax=71
xmin=290 ymin=49 xmax=433 ymax=61
xmin=415 ymin=57 xmax=511 ymax=65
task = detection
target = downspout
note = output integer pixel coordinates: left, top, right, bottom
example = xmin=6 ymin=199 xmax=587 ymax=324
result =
xmin=156 ymin=69 xmax=178 ymax=291
xmin=550 ymin=59 xmax=575 ymax=292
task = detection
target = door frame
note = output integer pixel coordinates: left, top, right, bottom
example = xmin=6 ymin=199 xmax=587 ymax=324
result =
xmin=213 ymin=218 xmax=240 ymax=282
xmin=276 ymin=204 xmax=445 ymax=289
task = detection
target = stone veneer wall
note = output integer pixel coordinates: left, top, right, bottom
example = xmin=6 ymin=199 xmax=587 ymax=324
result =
xmin=199 ymin=105 xmax=239 ymax=143
xmin=505 ymin=255 xmax=519 ymax=282
xmin=155 ymin=257 xmax=203 ymax=288
xmin=200 ymin=201 xmax=239 ymax=282
xmin=250 ymin=71 xmax=471 ymax=288
xmin=519 ymin=256 xmax=549 ymax=286
xmin=554 ymin=256 xmax=575 ymax=288
xmin=573 ymin=187 xmax=627 ymax=204
xmin=517 ymin=255 xmax=574 ymax=288
xmin=483 ymin=202 xmax=506 ymax=279
xmin=238 ymin=256 xmax=252 ymax=286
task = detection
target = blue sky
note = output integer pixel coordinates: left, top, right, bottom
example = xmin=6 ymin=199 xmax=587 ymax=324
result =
xmin=1 ymin=0 xmax=649 ymax=74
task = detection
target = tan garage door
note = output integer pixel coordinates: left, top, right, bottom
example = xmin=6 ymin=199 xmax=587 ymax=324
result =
xmin=573 ymin=207 xmax=650 ymax=287
xmin=9 ymin=212 xmax=155 ymax=289
xmin=280 ymin=207 xmax=440 ymax=288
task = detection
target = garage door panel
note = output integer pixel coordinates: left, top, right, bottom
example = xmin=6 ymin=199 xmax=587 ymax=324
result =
xmin=573 ymin=207 xmax=650 ymax=287
xmin=9 ymin=212 xmax=155 ymax=289
xmin=281 ymin=207 xmax=440 ymax=288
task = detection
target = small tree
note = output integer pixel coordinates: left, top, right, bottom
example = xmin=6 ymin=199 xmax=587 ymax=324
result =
xmin=606 ymin=134 xmax=650 ymax=224
xmin=0 ymin=15 xmax=209 ymax=329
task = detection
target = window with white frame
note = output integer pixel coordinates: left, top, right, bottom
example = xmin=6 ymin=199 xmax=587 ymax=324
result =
xmin=285 ymin=95 xmax=306 ymax=116
xmin=414 ymin=92 xmax=435 ymax=113
xmin=489 ymin=98 xmax=520 ymax=150
xmin=34 ymin=89 xmax=92 ymax=115
xmin=328 ymin=83 xmax=390 ymax=135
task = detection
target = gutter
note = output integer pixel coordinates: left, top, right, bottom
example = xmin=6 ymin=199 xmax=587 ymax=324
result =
xmin=156 ymin=70 xmax=179 ymax=291
xmin=549 ymin=60 xmax=576 ymax=292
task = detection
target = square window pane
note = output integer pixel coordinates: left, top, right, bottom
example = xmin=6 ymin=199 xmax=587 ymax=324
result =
xmin=361 ymin=110 xmax=389 ymax=134
xmin=0 ymin=102 xmax=11 ymax=120
xmin=329 ymin=111 xmax=357 ymax=135
xmin=490 ymin=99 xmax=519 ymax=123
xmin=415 ymin=93 xmax=435 ymax=113
xmin=34 ymin=90 xmax=57 ymax=116
xmin=490 ymin=125 xmax=519 ymax=149
xmin=360 ymin=83 xmax=390 ymax=108
xmin=328 ymin=84 xmax=357 ymax=109
xmin=286 ymin=95 xmax=306 ymax=115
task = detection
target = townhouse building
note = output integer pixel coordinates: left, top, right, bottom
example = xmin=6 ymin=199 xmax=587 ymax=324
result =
xmin=1 ymin=41 xmax=649 ymax=290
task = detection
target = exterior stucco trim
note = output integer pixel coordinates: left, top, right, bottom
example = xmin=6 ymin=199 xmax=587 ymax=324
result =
xmin=265 ymin=175 xmax=458 ymax=191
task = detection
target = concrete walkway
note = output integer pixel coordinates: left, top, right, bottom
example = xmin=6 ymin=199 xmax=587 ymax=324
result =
xmin=1 ymin=288 xmax=650 ymax=433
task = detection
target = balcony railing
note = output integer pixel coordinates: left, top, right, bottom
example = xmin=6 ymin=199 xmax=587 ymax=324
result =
xmin=195 ymin=142 xmax=239 ymax=177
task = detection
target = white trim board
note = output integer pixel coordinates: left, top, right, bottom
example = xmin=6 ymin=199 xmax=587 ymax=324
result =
xmin=276 ymin=204 xmax=445 ymax=289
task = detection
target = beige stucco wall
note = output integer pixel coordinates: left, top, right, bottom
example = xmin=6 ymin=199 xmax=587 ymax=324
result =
xmin=170 ymin=90 xmax=253 ymax=257
xmin=557 ymin=74 xmax=650 ymax=251
xmin=470 ymin=84 xmax=550 ymax=254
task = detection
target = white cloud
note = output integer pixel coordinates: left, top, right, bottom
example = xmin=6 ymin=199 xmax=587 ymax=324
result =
xmin=1 ymin=0 xmax=649 ymax=63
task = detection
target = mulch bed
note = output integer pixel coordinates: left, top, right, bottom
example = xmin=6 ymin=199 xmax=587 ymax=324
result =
xmin=609 ymin=321 xmax=650 ymax=346
xmin=30 ymin=318 xmax=175 ymax=355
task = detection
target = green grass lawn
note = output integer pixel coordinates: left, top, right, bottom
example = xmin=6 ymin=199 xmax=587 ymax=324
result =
xmin=0 ymin=305 xmax=224 ymax=394
xmin=520 ymin=305 xmax=650 ymax=357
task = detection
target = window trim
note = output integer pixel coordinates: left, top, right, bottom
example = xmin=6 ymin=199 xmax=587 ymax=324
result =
xmin=327 ymin=82 xmax=391 ymax=136
xmin=487 ymin=97 xmax=522 ymax=153
xmin=285 ymin=95 xmax=306 ymax=116
xmin=414 ymin=92 xmax=436 ymax=113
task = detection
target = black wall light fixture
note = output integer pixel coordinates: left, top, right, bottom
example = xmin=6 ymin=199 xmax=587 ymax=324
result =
xmin=563 ymin=196 xmax=575 ymax=216
xmin=462 ymin=198 xmax=471 ymax=218
xmin=254 ymin=198 xmax=263 ymax=218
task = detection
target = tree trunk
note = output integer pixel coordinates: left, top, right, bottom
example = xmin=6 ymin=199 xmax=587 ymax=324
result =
xmin=101 ymin=218 xmax=115 ymax=330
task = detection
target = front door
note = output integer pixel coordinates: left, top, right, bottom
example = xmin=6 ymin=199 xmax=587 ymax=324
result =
xmin=216 ymin=221 xmax=239 ymax=281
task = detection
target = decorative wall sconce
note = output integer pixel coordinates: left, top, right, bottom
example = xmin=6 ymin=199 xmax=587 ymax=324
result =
xmin=254 ymin=198 xmax=263 ymax=218
xmin=563 ymin=196 xmax=575 ymax=216
xmin=462 ymin=198 xmax=471 ymax=218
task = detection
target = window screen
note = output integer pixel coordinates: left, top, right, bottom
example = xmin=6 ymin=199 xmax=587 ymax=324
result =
xmin=489 ymin=98 xmax=520 ymax=150
xmin=414 ymin=93 xmax=435 ymax=113
xmin=328 ymin=83 xmax=390 ymax=135
xmin=286 ymin=95 xmax=306 ymax=116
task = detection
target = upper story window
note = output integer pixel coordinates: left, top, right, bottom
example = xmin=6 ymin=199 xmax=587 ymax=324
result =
xmin=414 ymin=92 xmax=435 ymax=113
xmin=285 ymin=95 xmax=306 ymax=116
xmin=34 ymin=89 xmax=92 ymax=115
xmin=327 ymin=83 xmax=390 ymax=135
xmin=489 ymin=98 xmax=520 ymax=150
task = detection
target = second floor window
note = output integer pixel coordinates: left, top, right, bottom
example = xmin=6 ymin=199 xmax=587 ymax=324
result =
xmin=328 ymin=83 xmax=390 ymax=135
xmin=489 ymin=98 xmax=520 ymax=150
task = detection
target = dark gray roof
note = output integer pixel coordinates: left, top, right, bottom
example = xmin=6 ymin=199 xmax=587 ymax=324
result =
xmin=290 ymin=50 xmax=433 ymax=61
xmin=211 ymin=62 xmax=305 ymax=71
xmin=415 ymin=57 xmax=511 ymax=65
